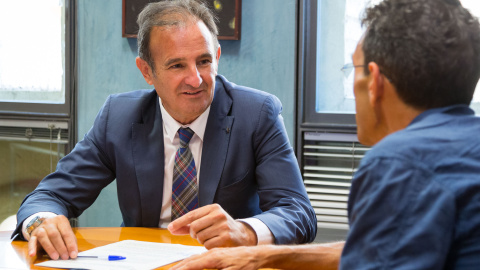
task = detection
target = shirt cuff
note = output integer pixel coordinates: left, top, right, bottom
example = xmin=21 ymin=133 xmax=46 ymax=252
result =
xmin=238 ymin=217 xmax=274 ymax=245
xmin=22 ymin=212 xmax=57 ymax=241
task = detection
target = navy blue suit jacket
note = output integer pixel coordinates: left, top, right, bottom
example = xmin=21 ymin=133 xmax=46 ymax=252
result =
xmin=14 ymin=75 xmax=317 ymax=244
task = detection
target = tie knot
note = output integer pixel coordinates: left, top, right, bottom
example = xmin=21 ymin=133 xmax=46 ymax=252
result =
xmin=178 ymin=127 xmax=194 ymax=147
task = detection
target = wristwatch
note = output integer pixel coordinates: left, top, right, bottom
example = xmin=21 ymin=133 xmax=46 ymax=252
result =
xmin=26 ymin=216 xmax=45 ymax=236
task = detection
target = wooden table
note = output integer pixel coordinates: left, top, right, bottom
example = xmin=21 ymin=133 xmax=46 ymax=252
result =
xmin=0 ymin=227 xmax=203 ymax=270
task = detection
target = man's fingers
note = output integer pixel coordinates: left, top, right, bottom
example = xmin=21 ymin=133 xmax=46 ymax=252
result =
xmin=197 ymin=224 xmax=239 ymax=249
xmin=40 ymin=216 xmax=76 ymax=260
xmin=193 ymin=221 xmax=221 ymax=245
xmin=44 ymin=225 xmax=70 ymax=259
xmin=188 ymin=205 xmax=231 ymax=241
xmin=171 ymin=252 xmax=218 ymax=270
xmin=28 ymin=235 xmax=38 ymax=257
xmin=189 ymin=207 xmax=226 ymax=233
xmin=35 ymin=227 xmax=60 ymax=260
xmin=58 ymin=220 xmax=78 ymax=258
xmin=187 ymin=213 xmax=218 ymax=240
xmin=27 ymin=215 xmax=77 ymax=260
xmin=168 ymin=212 xmax=197 ymax=234
xmin=190 ymin=208 xmax=241 ymax=248
xmin=202 ymin=235 xmax=225 ymax=250
xmin=172 ymin=247 xmax=261 ymax=270
xmin=171 ymin=224 xmax=191 ymax=235
xmin=168 ymin=205 xmax=214 ymax=234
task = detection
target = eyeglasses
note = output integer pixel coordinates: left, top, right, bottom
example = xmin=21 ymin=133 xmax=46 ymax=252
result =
xmin=340 ymin=63 xmax=367 ymax=78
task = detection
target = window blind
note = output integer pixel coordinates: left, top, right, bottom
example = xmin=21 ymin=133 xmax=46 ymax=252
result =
xmin=303 ymin=132 xmax=370 ymax=230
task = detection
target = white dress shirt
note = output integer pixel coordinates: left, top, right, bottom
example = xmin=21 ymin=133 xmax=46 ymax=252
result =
xmin=158 ymin=97 xmax=208 ymax=228
xmin=158 ymin=98 xmax=273 ymax=244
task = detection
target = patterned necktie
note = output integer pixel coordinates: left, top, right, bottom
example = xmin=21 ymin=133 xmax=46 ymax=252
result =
xmin=172 ymin=127 xmax=199 ymax=220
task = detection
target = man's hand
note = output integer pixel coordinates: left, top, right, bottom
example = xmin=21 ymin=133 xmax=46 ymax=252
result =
xmin=171 ymin=243 xmax=346 ymax=270
xmin=168 ymin=204 xmax=257 ymax=249
xmin=170 ymin=246 xmax=263 ymax=270
xmin=28 ymin=215 xmax=78 ymax=260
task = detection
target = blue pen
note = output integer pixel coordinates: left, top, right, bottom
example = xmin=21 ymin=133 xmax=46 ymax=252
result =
xmin=77 ymin=255 xmax=126 ymax=261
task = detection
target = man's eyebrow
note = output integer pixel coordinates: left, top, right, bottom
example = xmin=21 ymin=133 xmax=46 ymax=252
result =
xmin=198 ymin=53 xmax=213 ymax=59
xmin=164 ymin=57 xmax=185 ymax=67
xmin=163 ymin=53 xmax=213 ymax=67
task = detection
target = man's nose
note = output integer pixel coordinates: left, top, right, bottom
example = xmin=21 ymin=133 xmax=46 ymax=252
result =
xmin=184 ymin=66 xmax=203 ymax=88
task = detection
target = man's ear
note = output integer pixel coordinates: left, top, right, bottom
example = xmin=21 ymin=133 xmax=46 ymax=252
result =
xmin=136 ymin=57 xmax=154 ymax=85
xmin=367 ymin=62 xmax=384 ymax=106
xmin=214 ymin=45 xmax=221 ymax=74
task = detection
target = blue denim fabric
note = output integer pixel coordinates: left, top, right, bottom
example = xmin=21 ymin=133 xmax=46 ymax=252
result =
xmin=341 ymin=105 xmax=480 ymax=269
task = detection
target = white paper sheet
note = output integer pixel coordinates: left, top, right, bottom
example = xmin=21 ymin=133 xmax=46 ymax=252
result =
xmin=35 ymin=240 xmax=207 ymax=270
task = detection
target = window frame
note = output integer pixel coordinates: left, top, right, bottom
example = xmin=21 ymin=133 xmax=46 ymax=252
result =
xmin=0 ymin=0 xmax=76 ymax=149
xmin=0 ymin=0 xmax=76 ymax=120
xmin=297 ymin=0 xmax=357 ymax=130
xmin=296 ymin=0 xmax=358 ymax=159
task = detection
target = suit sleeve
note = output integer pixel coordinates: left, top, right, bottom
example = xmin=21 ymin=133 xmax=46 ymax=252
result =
xmin=251 ymin=95 xmax=317 ymax=244
xmin=12 ymin=96 xmax=117 ymax=239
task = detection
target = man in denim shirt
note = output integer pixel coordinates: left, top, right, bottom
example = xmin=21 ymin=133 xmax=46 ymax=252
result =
xmin=172 ymin=0 xmax=480 ymax=269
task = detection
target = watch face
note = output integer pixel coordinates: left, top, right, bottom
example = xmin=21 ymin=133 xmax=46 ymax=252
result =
xmin=26 ymin=216 xmax=44 ymax=235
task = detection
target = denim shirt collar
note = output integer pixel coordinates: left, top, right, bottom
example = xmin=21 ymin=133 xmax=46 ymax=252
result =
xmin=408 ymin=104 xmax=474 ymax=129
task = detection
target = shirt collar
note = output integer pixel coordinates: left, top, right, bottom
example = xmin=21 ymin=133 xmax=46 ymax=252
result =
xmin=159 ymin=97 xmax=210 ymax=143
xmin=408 ymin=104 xmax=474 ymax=128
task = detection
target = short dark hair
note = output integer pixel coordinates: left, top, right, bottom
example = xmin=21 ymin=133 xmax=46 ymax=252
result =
xmin=137 ymin=0 xmax=219 ymax=72
xmin=362 ymin=0 xmax=480 ymax=109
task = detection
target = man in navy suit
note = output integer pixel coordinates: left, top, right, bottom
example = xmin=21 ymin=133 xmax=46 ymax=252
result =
xmin=12 ymin=0 xmax=316 ymax=261
xmin=171 ymin=0 xmax=480 ymax=269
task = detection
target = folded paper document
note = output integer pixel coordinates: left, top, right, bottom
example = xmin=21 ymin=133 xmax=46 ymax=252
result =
xmin=36 ymin=240 xmax=206 ymax=270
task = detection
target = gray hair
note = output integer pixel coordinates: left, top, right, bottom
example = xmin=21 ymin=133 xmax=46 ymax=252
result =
xmin=137 ymin=0 xmax=219 ymax=72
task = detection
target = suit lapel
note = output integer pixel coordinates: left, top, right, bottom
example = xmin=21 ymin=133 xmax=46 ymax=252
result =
xmin=132 ymin=94 xmax=164 ymax=227
xmin=199 ymin=79 xmax=234 ymax=206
